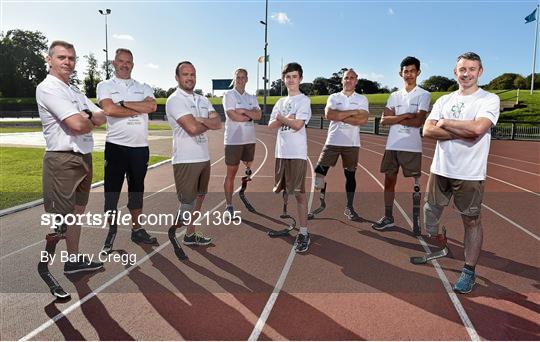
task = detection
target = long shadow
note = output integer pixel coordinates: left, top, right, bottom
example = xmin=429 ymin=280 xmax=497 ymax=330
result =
xmin=442 ymin=267 xmax=540 ymax=340
xmin=44 ymin=301 xmax=85 ymax=340
xmin=126 ymin=245 xmax=266 ymax=340
xmin=191 ymin=248 xmax=363 ymax=340
xmin=360 ymin=229 xmax=540 ymax=283
xmin=66 ymin=269 xmax=134 ymax=340
xmin=309 ymin=233 xmax=540 ymax=340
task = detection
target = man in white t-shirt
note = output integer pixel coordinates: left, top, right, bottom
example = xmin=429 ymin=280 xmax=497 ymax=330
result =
xmin=423 ymin=52 xmax=500 ymax=294
xmin=268 ymin=62 xmax=312 ymax=253
xmin=312 ymin=69 xmax=368 ymax=221
xmin=222 ymin=68 xmax=261 ymax=214
xmin=36 ymin=40 xmax=107 ymax=299
xmin=166 ymin=61 xmax=222 ymax=248
xmin=372 ymin=57 xmax=431 ymax=235
xmin=97 ymin=48 xmax=158 ymax=254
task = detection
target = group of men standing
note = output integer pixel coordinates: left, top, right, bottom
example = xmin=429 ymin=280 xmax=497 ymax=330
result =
xmin=36 ymin=39 xmax=498 ymax=299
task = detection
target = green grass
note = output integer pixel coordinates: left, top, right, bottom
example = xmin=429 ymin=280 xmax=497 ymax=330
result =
xmin=0 ymin=147 xmax=169 ymax=210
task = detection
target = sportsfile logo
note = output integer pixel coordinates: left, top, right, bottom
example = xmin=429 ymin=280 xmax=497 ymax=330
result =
xmin=40 ymin=210 xmax=242 ymax=229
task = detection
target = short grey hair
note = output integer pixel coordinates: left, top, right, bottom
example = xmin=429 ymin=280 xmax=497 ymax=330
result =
xmin=115 ymin=48 xmax=133 ymax=59
xmin=48 ymin=40 xmax=75 ymax=56
xmin=457 ymin=52 xmax=482 ymax=68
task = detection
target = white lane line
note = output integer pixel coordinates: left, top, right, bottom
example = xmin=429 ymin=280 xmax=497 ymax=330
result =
xmin=20 ymin=141 xmax=269 ymax=341
xmin=360 ymin=145 xmax=539 ymax=238
xmin=362 ymin=139 xmax=540 ymax=177
xmin=355 ymin=161 xmax=480 ymax=341
xmin=248 ymin=153 xmax=316 ymax=341
xmin=0 ymin=156 xmax=224 ymax=261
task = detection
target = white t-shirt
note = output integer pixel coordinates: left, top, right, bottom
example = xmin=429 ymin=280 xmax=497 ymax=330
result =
xmin=385 ymin=86 xmax=431 ymax=153
xmin=36 ymin=74 xmax=100 ymax=154
xmin=270 ymin=94 xmax=312 ymax=159
xmin=223 ymin=88 xmax=260 ymax=145
xmin=166 ymin=88 xmax=216 ymax=164
xmin=325 ymin=92 xmax=369 ymax=147
xmin=97 ymin=77 xmax=155 ymax=147
xmin=427 ymin=88 xmax=500 ymax=180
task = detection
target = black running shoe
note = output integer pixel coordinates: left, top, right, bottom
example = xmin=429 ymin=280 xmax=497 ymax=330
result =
xmin=372 ymin=216 xmax=394 ymax=231
xmin=344 ymin=206 xmax=361 ymax=221
xmin=295 ymin=233 xmax=310 ymax=253
xmin=64 ymin=256 xmax=104 ymax=274
xmin=131 ymin=228 xmax=158 ymax=245
xmin=183 ymin=232 xmax=212 ymax=246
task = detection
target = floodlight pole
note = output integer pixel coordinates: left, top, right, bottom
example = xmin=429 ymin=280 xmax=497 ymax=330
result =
xmin=531 ymin=4 xmax=539 ymax=94
xmin=99 ymin=9 xmax=112 ymax=80
xmin=260 ymin=0 xmax=269 ymax=123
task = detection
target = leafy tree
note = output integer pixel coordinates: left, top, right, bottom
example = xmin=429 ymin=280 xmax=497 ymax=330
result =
xmin=312 ymin=77 xmax=329 ymax=95
xmin=513 ymin=75 xmax=526 ymax=89
xmin=487 ymin=73 xmax=520 ymax=90
xmin=525 ymin=73 xmax=540 ymax=89
xmin=166 ymin=87 xmax=177 ymax=97
xmin=355 ymin=78 xmax=381 ymax=94
xmin=69 ymin=69 xmax=81 ymax=86
xmin=299 ymin=82 xmax=314 ymax=95
xmin=153 ymin=87 xmax=167 ymax=98
xmin=421 ymin=76 xmax=457 ymax=92
xmin=83 ymin=53 xmax=101 ymax=97
xmin=269 ymin=79 xmax=286 ymax=96
xmin=327 ymin=68 xmax=348 ymax=94
xmin=101 ymin=60 xmax=113 ymax=79
xmin=0 ymin=29 xmax=48 ymax=97
xmin=194 ymin=89 xmax=203 ymax=95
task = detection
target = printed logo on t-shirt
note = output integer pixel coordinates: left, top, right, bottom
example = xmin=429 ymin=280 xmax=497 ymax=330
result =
xmin=451 ymin=102 xmax=465 ymax=119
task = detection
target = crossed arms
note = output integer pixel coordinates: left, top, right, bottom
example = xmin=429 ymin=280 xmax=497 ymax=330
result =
xmin=380 ymin=107 xmax=427 ymax=128
xmin=423 ymin=117 xmax=494 ymax=141
xmin=99 ymin=96 xmax=157 ymax=118
xmin=325 ymin=107 xmax=368 ymax=125
xmin=226 ymin=107 xmax=262 ymax=122
xmin=177 ymin=111 xmax=222 ymax=136
xmin=268 ymin=113 xmax=305 ymax=131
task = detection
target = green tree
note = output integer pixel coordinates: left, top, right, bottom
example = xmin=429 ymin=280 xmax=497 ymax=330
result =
xmin=0 ymin=29 xmax=48 ymax=97
xmin=312 ymin=77 xmax=329 ymax=95
xmin=269 ymin=79 xmax=286 ymax=96
xmin=83 ymin=53 xmax=101 ymax=97
xmin=153 ymin=87 xmax=167 ymax=98
xmin=355 ymin=78 xmax=381 ymax=94
xmin=299 ymin=82 xmax=314 ymax=95
xmin=513 ymin=75 xmax=526 ymax=89
xmin=525 ymin=73 xmax=540 ymax=89
xmin=487 ymin=73 xmax=520 ymax=90
xmin=327 ymin=68 xmax=348 ymax=94
xmin=421 ymin=76 xmax=457 ymax=92
xmin=101 ymin=60 xmax=113 ymax=79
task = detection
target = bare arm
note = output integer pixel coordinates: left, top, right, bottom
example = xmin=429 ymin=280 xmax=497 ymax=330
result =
xmin=90 ymin=111 xmax=107 ymax=126
xmin=242 ymin=107 xmax=262 ymax=121
xmin=177 ymin=114 xmax=209 ymax=136
xmin=422 ymin=119 xmax=457 ymax=140
xmin=100 ymin=96 xmax=156 ymax=118
xmin=380 ymin=107 xmax=413 ymax=126
xmin=400 ymin=110 xmax=428 ymax=128
xmin=63 ymin=113 xmax=95 ymax=134
xmin=198 ymin=111 xmax=222 ymax=130
xmin=341 ymin=109 xmax=369 ymax=125
xmin=226 ymin=109 xmax=251 ymax=122
xmin=278 ymin=114 xmax=305 ymax=131
xmin=325 ymin=107 xmax=357 ymax=121
xmin=437 ymin=117 xmax=493 ymax=139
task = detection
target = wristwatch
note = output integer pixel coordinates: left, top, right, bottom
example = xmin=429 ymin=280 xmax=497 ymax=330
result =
xmin=83 ymin=109 xmax=93 ymax=120
xmin=119 ymin=100 xmax=126 ymax=108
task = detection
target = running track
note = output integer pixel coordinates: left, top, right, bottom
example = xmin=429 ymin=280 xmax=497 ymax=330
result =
xmin=0 ymin=125 xmax=539 ymax=340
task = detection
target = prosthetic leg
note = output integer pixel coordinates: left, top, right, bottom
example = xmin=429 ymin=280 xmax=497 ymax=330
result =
xmin=168 ymin=207 xmax=189 ymax=261
xmin=239 ymin=167 xmax=256 ymax=213
xmin=308 ymin=183 xmax=326 ymax=220
xmin=101 ymin=210 xmax=118 ymax=255
xmin=268 ymin=191 xmax=297 ymax=237
xmin=37 ymin=222 xmax=70 ymax=299
xmin=412 ymin=177 xmax=421 ymax=236
xmin=410 ymin=227 xmax=449 ymax=264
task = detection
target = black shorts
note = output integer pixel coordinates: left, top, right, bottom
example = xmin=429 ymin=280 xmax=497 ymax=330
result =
xmin=104 ymin=142 xmax=149 ymax=211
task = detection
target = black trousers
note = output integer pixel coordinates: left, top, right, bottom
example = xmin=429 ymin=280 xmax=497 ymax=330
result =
xmin=104 ymin=142 xmax=149 ymax=212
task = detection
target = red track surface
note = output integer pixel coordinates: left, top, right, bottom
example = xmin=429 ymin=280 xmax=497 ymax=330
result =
xmin=1 ymin=126 xmax=539 ymax=340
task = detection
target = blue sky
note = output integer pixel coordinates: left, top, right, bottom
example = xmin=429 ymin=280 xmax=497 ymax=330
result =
xmin=1 ymin=0 xmax=539 ymax=95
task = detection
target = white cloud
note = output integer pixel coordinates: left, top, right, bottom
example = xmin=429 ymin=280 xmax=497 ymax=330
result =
xmin=146 ymin=63 xmax=159 ymax=69
xmin=271 ymin=12 xmax=291 ymax=24
xmin=359 ymin=72 xmax=385 ymax=80
xmin=388 ymin=8 xmax=395 ymax=15
xmin=112 ymin=34 xmax=135 ymax=41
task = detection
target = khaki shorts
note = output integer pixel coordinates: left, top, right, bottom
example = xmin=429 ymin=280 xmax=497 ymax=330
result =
xmin=317 ymin=145 xmax=359 ymax=171
xmin=42 ymin=151 xmax=92 ymax=215
xmin=173 ymin=161 xmax=211 ymax=204
xmin=273 ymin=158 xmax=307 ymax=194
xmin=380 ymin=150 xmax=421 ymax=177
xmin=426 ymin=173 xmax=484 ymax=217
xmin=225 ymin=143 xmax=256 ymax=166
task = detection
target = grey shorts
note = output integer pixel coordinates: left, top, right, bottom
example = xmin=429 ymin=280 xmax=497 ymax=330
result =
xmin=273 ymin=158 xmax=307 ymax=194
xmin=42 ymin=151 xmax=92 ymax=215
xmin=380 ymin=150 xmax=421 ymax=177
xmin=426 ymin=173 xmax=484 ymax=217
xmin=225 ymin=143 xmax=256 ymax=166
xmin=173 ymin=161 xmax=211 ymax=204
xmin=317 ymin=145 xmax=359 ymax=171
